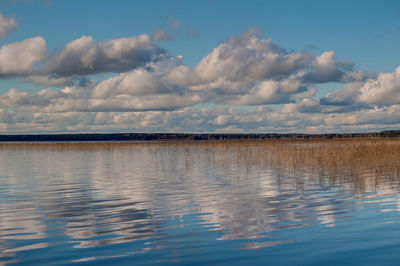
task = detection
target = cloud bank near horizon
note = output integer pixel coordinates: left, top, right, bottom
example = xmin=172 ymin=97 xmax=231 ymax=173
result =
xmin=0 ymin=19 xmax=399 ymax=133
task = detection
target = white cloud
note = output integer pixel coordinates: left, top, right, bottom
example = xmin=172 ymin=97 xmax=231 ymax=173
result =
xmin=221 ymin=76 xmax=307 ymax=105
xmin=322 ymin=66 xmax=400 ymax=107
xmin=0 ymin=37 xmax=46 ymax=76
xmin=89 ymin=63 xmax=205 ymax=111
xmin=87 ymin=94 xmax=204 ymax=112
xmin=92 ymin=69 xmax=171 ymax=98
xmin=213 ymin=125 xmax=244 ymax=133
xmin=0 ymin=33 xmax=166 ymax=80
xmin=3 ymin=103 xmax=400 ymax=134
xmin=190 ymin=29 xmax=311 ymax=87
xmin=0 ymin=12 xmax=17 ymax=39
xmin=44 ymin=34 xmax=166 ymax=76
xmin=302 ymin=51 xmax=354 ymax=83
xmin=341 ymin=69 xmax=377 ymax=82
xmin=1 ymin=29 xmax=399 ymax=133
xmin=358 ymin=66 xmax=400 ymax=105
xmin=0 ymin=63 xmax=205 ymax=112
xmin=155 ymin=29 xmax=355 ymax=106
xmin=0 ymin=88 xmax=32 ymax=107
xmin=0 ymin=85 xmax=93 ymax=112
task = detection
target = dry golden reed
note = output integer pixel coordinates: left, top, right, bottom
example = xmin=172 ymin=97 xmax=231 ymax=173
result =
xmin=1 ymin=139 xmax=399 ymax=192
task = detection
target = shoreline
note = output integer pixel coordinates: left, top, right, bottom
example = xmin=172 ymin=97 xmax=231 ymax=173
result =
xmin=1 ymin=130 xmax=400 ymax=142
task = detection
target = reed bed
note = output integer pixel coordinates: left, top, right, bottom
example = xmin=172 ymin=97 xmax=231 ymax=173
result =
xmin=221 ymin=139 xmax=400 ymax=192
xmin=2 ymin=139 xmax=400 ymax=192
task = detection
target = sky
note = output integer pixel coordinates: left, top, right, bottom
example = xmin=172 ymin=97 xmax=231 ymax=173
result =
xmin=1 ymin=0 xmax=400 ymax=134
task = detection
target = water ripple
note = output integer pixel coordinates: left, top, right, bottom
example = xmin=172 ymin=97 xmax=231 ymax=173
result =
xmin=1 ymin=140 xmax=400 ymax=265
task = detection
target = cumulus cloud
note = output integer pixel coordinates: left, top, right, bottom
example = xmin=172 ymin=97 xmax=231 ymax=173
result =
xmin=44 ymin=34 xmax=167 ymax=76
xmin=341 ymin=69 xmax=377 ymax=82
xmin=86 ymin=29 xmax=350 ymax=109
xmin=88 ymin=94 xmax=203 ymax=112
xmin=92 ymin=69 xmax=174 ymax=98
xmin=221 ymin=75 xmax=308 ymax=105
xmin=0 ymin=12 xmax=17 ymax=39
xmin=156 ymin=29 xmax=356 ymax=105
xmin=320 ymin=82 xmax=361 ymax=107
xmin=1 ymin=29 xmax=399 ymax=133
xmin=88 ymin=59 xmax=205 ymax=111
xmin=357 ymin=66 xmax=400 ymax=105
xmin=0 ymin=86 xmax=88 ymax=112
xmin=322 ymin=66 xmax=400 ymax=107
xmin=0 ymin=36 xmax=46 ymax=76
xmin=191 ymin=29 xmax=312 ymax=86
xmin=0 ymin=33 xmax=166 ymax=80
xmin=0 ymin=60 xmax=205 ymax=112
xmin=146 ymin=30 xmax=315 ymax=106
xmin=303 ymin=51 xmax=353 ymax=83
xmin=4 ymin=103 xmax=400 ymax=134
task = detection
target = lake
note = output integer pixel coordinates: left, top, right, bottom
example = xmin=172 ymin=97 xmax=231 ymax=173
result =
xmin=1 ymin=140 xmax=400 ymax=265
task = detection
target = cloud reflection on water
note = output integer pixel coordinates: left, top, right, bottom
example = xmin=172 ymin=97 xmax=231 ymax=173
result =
xmin=0 ymin=140 xmax=400 ymax=263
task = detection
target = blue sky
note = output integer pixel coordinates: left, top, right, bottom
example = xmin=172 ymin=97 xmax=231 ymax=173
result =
xmin=1 ymin=0 xmax=400 ymax=133
xmin=2 ymin=0 xmax=397 ymax=69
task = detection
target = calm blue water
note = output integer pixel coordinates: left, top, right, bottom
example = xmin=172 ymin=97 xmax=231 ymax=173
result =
xmin=0 ymin=142 xmax=399 ymax=265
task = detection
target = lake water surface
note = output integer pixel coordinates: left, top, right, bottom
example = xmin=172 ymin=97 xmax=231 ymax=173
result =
xmin=1 ymin=140 xmax=400 ymax=265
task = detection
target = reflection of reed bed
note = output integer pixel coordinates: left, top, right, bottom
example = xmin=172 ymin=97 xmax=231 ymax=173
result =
xmin=170 ymin=139 xmax=400 ymax=193
xmin=252 ymin=139 xmax=400 ymax=192
xmin=0 ymin=141 xmax=150 ymax=151
xmin=1 ymin=139 xmax=400 ymax=191
xmin=0 ymin=140 xmax=254 ymax=151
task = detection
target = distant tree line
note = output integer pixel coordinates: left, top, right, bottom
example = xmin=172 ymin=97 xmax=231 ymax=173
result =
xmin=0 ymin=130 xmax=400 ymax=142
